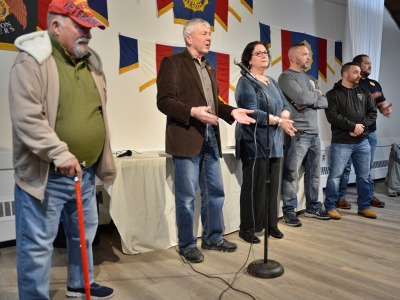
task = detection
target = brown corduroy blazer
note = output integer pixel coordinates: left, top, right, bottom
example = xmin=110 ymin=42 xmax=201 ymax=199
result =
xmin=156 ymin=48 xmax=235 ymax=158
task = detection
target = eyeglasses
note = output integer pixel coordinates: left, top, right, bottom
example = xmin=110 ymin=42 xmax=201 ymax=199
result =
xmin=252 ymin=51 xmax=269 ymax=57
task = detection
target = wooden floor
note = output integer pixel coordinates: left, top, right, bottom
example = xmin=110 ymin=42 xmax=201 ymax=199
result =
xmin=1 ymin=181 xmax=400 ymax=300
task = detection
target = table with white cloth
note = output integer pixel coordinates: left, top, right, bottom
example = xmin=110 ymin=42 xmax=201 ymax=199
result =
xmin=105 ymin=152 xmax=243 ymax=255
xmin=105 ymin=151 xmax=310 ymax=255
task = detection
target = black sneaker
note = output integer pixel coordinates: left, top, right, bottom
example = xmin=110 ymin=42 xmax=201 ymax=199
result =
xmin=304 ymin=209 xmax=331 ymax=220
xmin=179 ymin=247 xmax=204 ymax=263
xmin=283 ymin=213 xmax=302 ymax=227
xmin=66 ymin=282 xmax=114 ymax=299
xmin=201 ymin=238 xmax=237 ymax=252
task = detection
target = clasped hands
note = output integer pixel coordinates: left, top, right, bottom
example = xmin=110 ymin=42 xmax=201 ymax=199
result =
xmin=280 ymin=116 xmax=297 ymax=137
xmin=349 ymin=123 xmax=365 ymax=137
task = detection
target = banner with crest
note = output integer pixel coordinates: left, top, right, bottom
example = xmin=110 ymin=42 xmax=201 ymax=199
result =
xmin=0 ymin=0 xmax=37 ymax=51
xmin=118 ymin=34 xmax=241 ymax=104
xmin=259 ymin=22 xmax=343 ymax=84
xmin=156 ymin=0 xmax=253 ymax=31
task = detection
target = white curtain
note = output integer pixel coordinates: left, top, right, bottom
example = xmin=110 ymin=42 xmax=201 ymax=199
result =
xmin=348 ymin=0 xmax=384 ymax=80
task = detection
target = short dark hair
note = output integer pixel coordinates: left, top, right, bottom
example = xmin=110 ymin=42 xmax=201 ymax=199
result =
xmin=341 ymin=62 xmax=360 ymax=76
xmin=352 ymin=54 xmax=369 ymax=65
xmin=241 ymin=41 xmax=270 ymax=70
xmin=290 ymin=42 xmax=306 ymax=49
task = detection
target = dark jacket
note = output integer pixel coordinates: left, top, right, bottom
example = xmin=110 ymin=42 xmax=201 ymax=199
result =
xmin=156 ymin=48 xmax=235 ymax=157
xmin=325 ymin=81 xmax=377 ymax=144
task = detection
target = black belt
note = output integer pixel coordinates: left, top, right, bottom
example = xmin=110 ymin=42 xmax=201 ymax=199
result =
xmin=295 ymin=130 xmax=306 ymax=135
xmin=295 ymin=130 xmax=318 ymax=136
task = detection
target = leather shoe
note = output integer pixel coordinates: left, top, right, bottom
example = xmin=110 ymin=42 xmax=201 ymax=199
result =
xmin=268 ymin=227 xmax=284 ymax=239
xmin=358 ymin=209 xmax=377 ymax=219
xmin=179 ymin=247 xmax=204 ymax=263
xmin=370 ymin=196 xmax=385 ymax=208
xmin=239 ymin=230 xmax=260 ymax=244
xmin=201 ymin=238 xmax=237 ymax=252
xmin=336 ymin=197 xmax=351 ymax=209
xmin=327 ymin=209 xmax=341 ymax=220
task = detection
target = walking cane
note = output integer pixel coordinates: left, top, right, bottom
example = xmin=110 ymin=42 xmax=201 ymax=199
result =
xmin=74 ymin=171 xmax=91 ymax=300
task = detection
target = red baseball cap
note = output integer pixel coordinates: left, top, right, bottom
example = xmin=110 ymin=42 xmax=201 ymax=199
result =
xmin=48 ymin=0 xmax=106 ymax=30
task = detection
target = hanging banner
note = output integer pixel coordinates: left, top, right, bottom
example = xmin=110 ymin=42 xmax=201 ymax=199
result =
xmin=0 ymin=0 xmax=37 ymax=51
xmin=118 ymin=35 xmax=238 ymax=104
xmin=260 ymin=22 xmax=342 ymax=83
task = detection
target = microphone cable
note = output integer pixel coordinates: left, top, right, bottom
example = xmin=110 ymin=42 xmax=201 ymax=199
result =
xmin=175 ymin=246 xmax=256 ymax=300
xmin=217 ymin=73 xmax=264 ymax=299
xmin=173 ymin=73 xmax=266 ymax=300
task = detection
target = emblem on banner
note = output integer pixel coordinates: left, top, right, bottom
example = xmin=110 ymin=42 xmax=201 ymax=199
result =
xmin=0 ymin=0 xmax=27 ymax=31
xmin=183 ymin=0 xmax=209 ymax=12
xmin=0 ymin=1 xmax=10 ymax=22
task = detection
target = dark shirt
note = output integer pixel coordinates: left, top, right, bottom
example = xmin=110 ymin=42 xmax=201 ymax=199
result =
xmin=358 ymin=77 xmax=385 ymax=132
xmin=325 ymin=81 xmax=377 ymax=144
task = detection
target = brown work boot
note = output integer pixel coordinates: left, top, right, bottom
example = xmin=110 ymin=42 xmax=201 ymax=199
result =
xmin=327 ymin=209 xmax=341 ymax=220
xmin=370 ymin=196 xmax=385 ymax=208
xmin=336 ymin=197 xmax=351 ymax=209
xmin=358 ymin=209 xmax=377 ymax=219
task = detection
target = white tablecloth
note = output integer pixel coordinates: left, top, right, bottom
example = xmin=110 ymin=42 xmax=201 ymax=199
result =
xmin=105 ymin=152 xmax=312 ymax=255
xmin=105 ymin=152 xmax=243 ymax=255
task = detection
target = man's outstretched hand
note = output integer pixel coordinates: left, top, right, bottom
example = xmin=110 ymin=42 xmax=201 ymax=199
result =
xmin=231 ymin=108 xmax=256 ymax=125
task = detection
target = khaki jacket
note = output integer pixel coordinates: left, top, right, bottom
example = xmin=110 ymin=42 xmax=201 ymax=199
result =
xmin=9 ymin=31 xmax=116 ymax=201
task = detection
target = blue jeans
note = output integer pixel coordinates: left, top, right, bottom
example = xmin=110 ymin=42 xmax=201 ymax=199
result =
xmin=338 ymin=131 xmax=377 ymax=198
xmin=282 ymin=133 xmax=322 ymax=214
xmin=15 ymin=167 xmax=98 ymax=299
xmin=173 ymin=125 xmax=225 ymax=251
xmin=325 ymin=139 xmax=372 ymax=211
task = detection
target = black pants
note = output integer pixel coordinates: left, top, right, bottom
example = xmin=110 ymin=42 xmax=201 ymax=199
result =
xmin=239 ymin=147 xmax=281 ymax=232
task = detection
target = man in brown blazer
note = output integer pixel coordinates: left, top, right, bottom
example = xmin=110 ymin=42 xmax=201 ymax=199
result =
xmin=157 ymin=18 xmax=255 ymax=263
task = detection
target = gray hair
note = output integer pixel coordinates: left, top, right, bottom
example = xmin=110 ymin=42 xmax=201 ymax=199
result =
xmin=47 ymin=13 xmax=68 ymax=31
xmin=183 ymin=18 xmax=210 ymax=44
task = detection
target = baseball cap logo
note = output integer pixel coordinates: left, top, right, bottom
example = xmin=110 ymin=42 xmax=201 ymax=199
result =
xmin=64 ymin=0 xmax=92 ymax=16
xmin=48 ymin=0 xmax=106 ymax=30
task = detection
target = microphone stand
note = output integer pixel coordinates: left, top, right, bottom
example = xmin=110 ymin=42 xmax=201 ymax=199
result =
xmin=240 ymin=70 xmax=284 ymax=279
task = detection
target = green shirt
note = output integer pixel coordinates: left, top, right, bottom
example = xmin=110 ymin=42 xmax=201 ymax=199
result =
xmin=51 ymin=34 xmax=105 ymax=168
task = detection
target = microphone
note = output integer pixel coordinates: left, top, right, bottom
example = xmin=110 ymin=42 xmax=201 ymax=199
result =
xmin=234 ymin=58 xmax=255 ymax=79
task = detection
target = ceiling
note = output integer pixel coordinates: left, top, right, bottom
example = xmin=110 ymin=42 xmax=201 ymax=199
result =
xmin=385 ymin=0 xmax=400 ymax=29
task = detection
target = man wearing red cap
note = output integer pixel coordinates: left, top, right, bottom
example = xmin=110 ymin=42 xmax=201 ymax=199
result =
xmin=8 ymin=0 xmax=115 ymax=298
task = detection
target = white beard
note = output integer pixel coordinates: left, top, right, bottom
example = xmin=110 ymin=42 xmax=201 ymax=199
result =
xmin=73 ymin=38 xmax=90 ymax=59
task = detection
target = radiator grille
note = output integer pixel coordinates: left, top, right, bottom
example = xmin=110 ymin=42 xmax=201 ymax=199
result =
xmin=0 ymin=199 xmax=15 ymax=218
xmin=321 ymin=166 xmax=330 ymax=175
xmin=372 ymin=160 xmax=388 ymax=169
xmin=320 ymin=160 xmax=388 ymax=176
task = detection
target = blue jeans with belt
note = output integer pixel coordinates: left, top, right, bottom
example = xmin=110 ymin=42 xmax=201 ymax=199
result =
xmin=325 ymin=139 xmax=371 ymax=211
xmin=173 ymin=125 xmax=225 ymax=251
xmin=281 ymin=132 xmax=322 ymax=214
xmin=15 ymin=166 xmax=98 ymax=299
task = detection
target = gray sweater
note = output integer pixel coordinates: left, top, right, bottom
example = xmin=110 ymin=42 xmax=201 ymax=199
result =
xmin=278 ymin=69 xmax=327 ymax=134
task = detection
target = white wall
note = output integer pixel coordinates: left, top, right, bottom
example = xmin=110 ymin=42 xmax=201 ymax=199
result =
xmin=377 ymin=8 xmax=400 ymax=147
xmin=1 ymin=0 xmax=399 ymax=154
